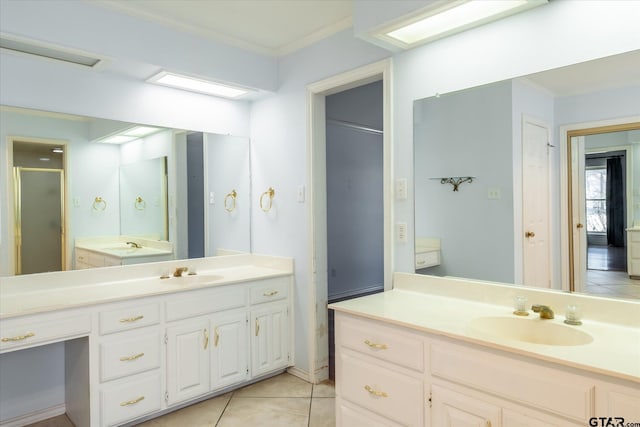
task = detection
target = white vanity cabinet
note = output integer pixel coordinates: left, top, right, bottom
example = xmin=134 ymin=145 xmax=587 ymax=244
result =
xmin=249 ymin=278 xmax=291 ymax=376
xmin=333 ymin=312 xmax=640 ymax=427
xmin=164 ymin=276 xmax=291 ymax=407
xmin=627 ymin=228 xmax=640 ymax=278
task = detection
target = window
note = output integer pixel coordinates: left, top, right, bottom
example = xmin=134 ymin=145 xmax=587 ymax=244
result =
xmin=585 ymin=167 xmax=606 ymax=232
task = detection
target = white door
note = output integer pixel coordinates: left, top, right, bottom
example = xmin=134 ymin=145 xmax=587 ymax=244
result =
xmin=522 ymin=118 xmax=551 ymax=287
xmin=166 ymin=317 xmax=210 ymax=405
xmin=251 ymin=304 xmax=289 ymax=376
xmin=211 ymin=311 xmax=248 ymax=390
xmin=570 ymin=136 xmax=587 ymax=292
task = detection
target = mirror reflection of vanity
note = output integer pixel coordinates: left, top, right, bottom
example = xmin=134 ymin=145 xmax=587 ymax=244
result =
xmin=414 ymin=50 xmax=640 ymax=300
xmin=0 ymin=106 xmax=251 ymax=276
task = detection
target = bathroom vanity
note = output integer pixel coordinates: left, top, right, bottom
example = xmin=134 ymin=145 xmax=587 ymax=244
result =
xmin=330 ymin=273 xmax=640 ymax=427
xmin=0 ymin=254 xmax=293 ymax=427
xmin=74 ymin=236 xmax=174 ymax=269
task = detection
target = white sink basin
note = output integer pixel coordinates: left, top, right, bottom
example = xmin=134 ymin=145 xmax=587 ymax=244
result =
xmin=468 ymin=316 xmax=593 ymax=346
xmin=168 ymin=274 xmax=224 ymax=285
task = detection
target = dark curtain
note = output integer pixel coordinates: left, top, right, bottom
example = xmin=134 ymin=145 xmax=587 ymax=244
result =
xmin=606 ymin=157 xmax=625 ymax=246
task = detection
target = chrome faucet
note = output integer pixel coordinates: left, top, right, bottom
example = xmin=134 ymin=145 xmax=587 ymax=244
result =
xmin=173 ymin=267 xmax=188 ymax=277
xmin=126 ymin=241 xmax=141 ymax=248
xmin=531 ymin=304 xmax=554 ymax=319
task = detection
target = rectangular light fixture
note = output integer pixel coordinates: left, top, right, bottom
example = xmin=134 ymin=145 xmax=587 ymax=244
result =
xmin=0 ymin=36 xmax=101 ymax=67
xmin=98 ymin=126 xmax=161 ymax=144
xmin=380 ymin=0 xmax=547 ymax=48
xmin=147 ymin=71 xmax=250 ymax=99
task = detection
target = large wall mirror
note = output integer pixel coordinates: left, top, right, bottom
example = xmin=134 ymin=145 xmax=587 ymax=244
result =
xmin=414 ymin=50 xmax=640 ymax=301
xmin=0 ymin=106 xmax=251 ymax=276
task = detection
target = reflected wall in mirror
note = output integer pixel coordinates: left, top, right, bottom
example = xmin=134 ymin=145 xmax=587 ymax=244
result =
xmin=414 ymin=50 xmax=640 ymax=300
xmin=119 ymin=156 xmax=168 ymax=240
xmin=0 ymin=106 xmax=251 ymax=276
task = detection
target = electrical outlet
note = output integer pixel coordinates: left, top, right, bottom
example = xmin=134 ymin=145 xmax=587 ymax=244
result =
xmin=488 ymin=188 xmax=501 ymax=200
xmin=397 ymin=222 xmax=408 ymax=243
xmin=396 ymin=178 xmax=408 ymax=200
xmin=297 ymin=185 xmax=305 ymax=203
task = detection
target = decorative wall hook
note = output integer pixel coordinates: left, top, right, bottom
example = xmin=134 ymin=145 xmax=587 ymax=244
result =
xmin=431 ymin=177 xmax=475 ymax=191
xmin=93 ymin=196 xmax=107 ymax=211
xmin=224 ymin=189 xmax=237 ymax=212
xmin=260 ymin=187 xmax=275 ymax=212
xmin=134 ymin=196 xmax=146 ymax=210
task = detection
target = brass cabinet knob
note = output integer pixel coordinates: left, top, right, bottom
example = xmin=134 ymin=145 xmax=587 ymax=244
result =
xmin=525 ymin=231 xmax=535 ymax=238
xmin=576 ymin=223 xmax=584 ymax=229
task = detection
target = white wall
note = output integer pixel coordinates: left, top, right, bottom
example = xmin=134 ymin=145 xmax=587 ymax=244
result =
xmin=249 ymin=29 xmax=389 ymax=375
xmin=414 ymin=81 xmax=514 ymax=283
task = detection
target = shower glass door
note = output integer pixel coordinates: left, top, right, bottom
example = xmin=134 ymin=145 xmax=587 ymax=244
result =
xmin=14 ymin=167 xmax=65 ymax=274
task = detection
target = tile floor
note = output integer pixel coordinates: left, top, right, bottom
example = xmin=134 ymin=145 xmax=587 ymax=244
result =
xmin=584 ymin=269 xmax=640 ymax=300
xmin=27 ymin=373 xmax=335 ymax=427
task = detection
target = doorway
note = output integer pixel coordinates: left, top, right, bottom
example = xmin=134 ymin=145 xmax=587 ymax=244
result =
xmin=307 ymin=59 xmax=392 ymax=384
xmin=564 ymin=121 xmax=639 ymax=297
xmin=11 ymin=140 xmax=66 ymax=274
xmin=326 ymin=81 xmax=384 ymax=380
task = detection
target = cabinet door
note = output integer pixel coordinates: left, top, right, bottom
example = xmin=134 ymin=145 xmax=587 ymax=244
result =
xmin=432 ymin=384 xmax=500 ymax=427
xmin=251 ymin=303 xmax=289 ymax=376
xmin=166 ymin=317 xmax=210 ymax=405
xmin=211 ymin=311 xmax=248 ymax=390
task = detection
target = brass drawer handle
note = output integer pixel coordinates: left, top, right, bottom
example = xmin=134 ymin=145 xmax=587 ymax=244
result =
xmin=255 ymin=319 xmax=260 ymax=336
xmin=2 ymin=332 xmax=35 ymax=342
xmin=204 ymin=329 xmax=209 ymax=350
xmin=263 ymin=290 xmax=279 ymax=297
xmin=364 ymin=340 xmax=388 ymax=350
xmin=120 ymin=396 xmax=145 ymax=406
xmin=119 ymin=352 xmax=145 ymax=362
xmin=119 ymin=315 xmax=144 ymax=323
xmin=214 ymin=327 xmax=220 ymax=347
xmin=364 ymin=385 xmax=388 ymax=398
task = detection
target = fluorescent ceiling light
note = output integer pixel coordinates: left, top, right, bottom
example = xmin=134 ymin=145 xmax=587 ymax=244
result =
xmin=382 ymin=0 xmax=547 ymax=47
xmin=122 ymin=126 xmax=161 ymax=138
xmin=0 ymin=36 xmax=101 ymax=67
xmin=147 ymin=71 xmax=250 ymax=98
xmin=97 ymin=125 xmax=161 ymax=144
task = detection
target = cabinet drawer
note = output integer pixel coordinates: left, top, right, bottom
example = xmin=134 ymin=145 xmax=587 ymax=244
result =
xmin=336 ymin=314 xmax=424 ymax=372
xmin=0 ymin=313 xmax=90 ymax=352
xmin=336 ymin=397 xmax=404 ymax=427
xmin=100 ymin=330 xmax=161 ymax=382
xmin=339 ymin=351 xmax=423 ymax=426
xmin=415 ymin=251 xmax=440 ymax=269
xmin=249 ymin=278 xmax=288 ymax=305
xmin=166 ymin=288 xmax=246 ymax=321
xmin=99 ymin=303 xmax=160 ymax=335
xmin=431 ymin=342 xmax=595 ymax=421
xmin=100 ymin=372 xmax=162 ymax=426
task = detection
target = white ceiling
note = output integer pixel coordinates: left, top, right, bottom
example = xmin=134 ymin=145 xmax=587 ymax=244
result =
xmin=95 ymin=0 xmax=353 ymax=57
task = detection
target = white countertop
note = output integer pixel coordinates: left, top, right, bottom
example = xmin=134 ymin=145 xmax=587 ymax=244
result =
xmin=329 ymin=274 xmax=640 ymax=383
xmin=0 ymin=254 xmax=293 ymax=319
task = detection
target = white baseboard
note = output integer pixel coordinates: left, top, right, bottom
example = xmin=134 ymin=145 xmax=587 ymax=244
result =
xmin=0 ymin=404 xmax=66 ymax=427
xmin=287 ymin=366 xmax=312 ymax=383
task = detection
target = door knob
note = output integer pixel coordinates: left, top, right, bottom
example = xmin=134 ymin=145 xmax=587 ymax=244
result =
xmin=525 ymin=231 xmax=535 ymax=238
xmin=576 ymin=223 xmax=584 ymax=229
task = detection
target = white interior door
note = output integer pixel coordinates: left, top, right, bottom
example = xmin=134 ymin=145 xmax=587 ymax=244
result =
xmin=570 ymin=136 xmax=587 ymax=292
xmin=522 ymin=117 xmax=551 ymax=287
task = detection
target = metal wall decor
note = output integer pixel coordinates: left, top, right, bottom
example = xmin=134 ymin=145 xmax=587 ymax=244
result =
xmin=431 ymin=176 xmax=475 ymax=191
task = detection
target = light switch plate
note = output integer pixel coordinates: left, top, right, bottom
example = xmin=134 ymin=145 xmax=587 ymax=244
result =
xmin=397 ymin=222 xmax=408 ymax=243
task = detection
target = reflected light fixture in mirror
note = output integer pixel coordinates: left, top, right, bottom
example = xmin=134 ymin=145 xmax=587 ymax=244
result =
xmin=98 ymin=126 xmax=161 ymax=144
xmin=147 ymin=71 xmax=250 ymax=99
xmin=378 ymin=0 xmax=547 ymax=48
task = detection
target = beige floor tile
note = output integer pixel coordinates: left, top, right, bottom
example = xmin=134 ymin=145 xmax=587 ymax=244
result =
xmin=217 ymin=397 xmax=310 ymax=427
xmin=233 ymin=373 xmax=312 ymax=398
xmin=26 ymin=415 xmax=74 ymax=427
xmin=312 ymin=381 xmax=335 ymax=398
xmin=309 ymin=398 xmax=336 ymax=427
xmin=135 ymin=393 xmax=232 ymax=427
